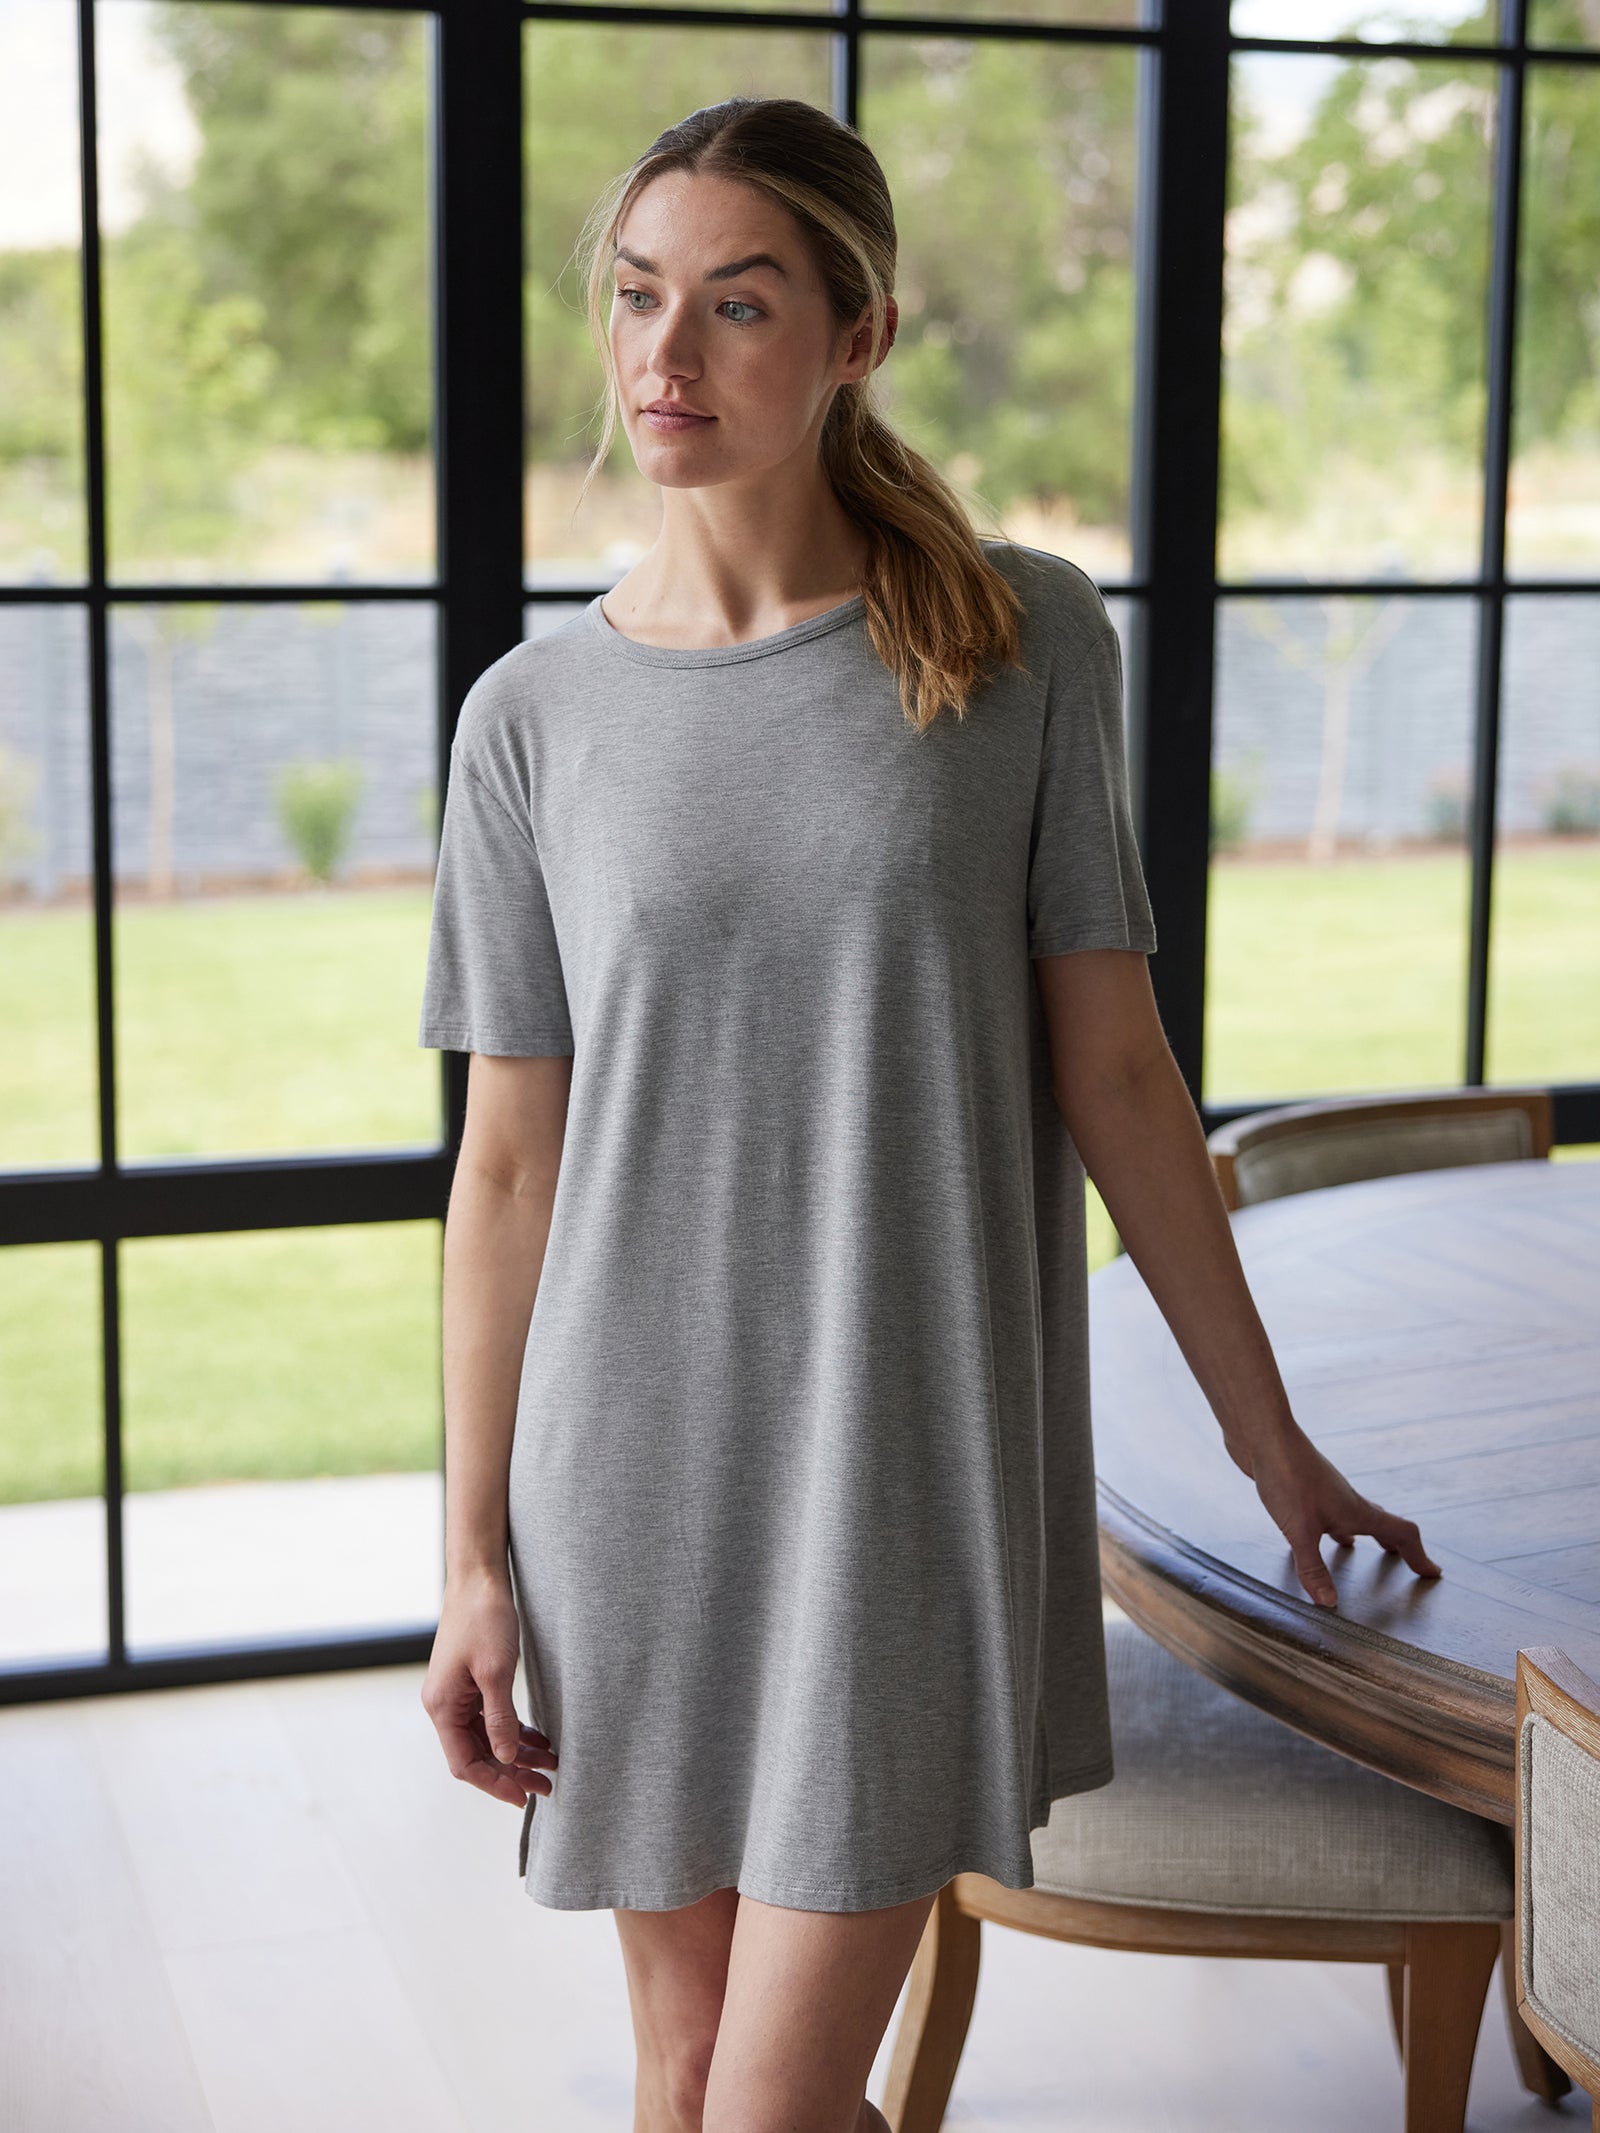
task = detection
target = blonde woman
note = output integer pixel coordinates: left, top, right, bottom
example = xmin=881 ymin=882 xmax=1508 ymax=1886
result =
xmin=417 ymin=95 xmax=1439 ymax=2133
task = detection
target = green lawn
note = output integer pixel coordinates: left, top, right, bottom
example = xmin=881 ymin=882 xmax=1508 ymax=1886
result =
xmin=3 ymin=844 xmax=1597 ymax=1505
xmin=1204 ymin=842 xmax=1600 ymax=1098
xmin=3 ymin=884 xmax=443 ymax=1166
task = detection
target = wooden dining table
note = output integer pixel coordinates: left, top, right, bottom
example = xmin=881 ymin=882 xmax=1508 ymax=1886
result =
xmin=1090 ymin=1153 xmax=1600 ymax=1828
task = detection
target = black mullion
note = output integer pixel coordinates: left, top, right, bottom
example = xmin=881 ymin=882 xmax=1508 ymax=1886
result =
xmin=521 ymin=1 xmax=1153 ymax=42
xmin=424 ymin=11 xmax=450 ymax=1161
xmin=77 ymin=0 xmax=127 ymax=1672
xmin=1133 ymin=0 xmax=1230 ymax=1113
xmin=1466 ymin=0 xmax=1527 ymax=1086
xmin=436 ymin=0 xmax=525 ymax=1161
xmin=832 ymin=0 xmax=857 ymax=133
xmin=0 ymin=581 xmax=447 ymax=604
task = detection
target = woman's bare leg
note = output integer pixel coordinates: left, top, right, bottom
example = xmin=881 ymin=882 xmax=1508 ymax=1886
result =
xmin=701 ymin=1886 xmax=941 ymax=2133
xmin=614 ymin=1885 xmax=741 ymax=2133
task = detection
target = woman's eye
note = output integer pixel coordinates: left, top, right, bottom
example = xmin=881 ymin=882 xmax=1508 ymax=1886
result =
xmin=617 ymin=289 xmax=761 ymax=325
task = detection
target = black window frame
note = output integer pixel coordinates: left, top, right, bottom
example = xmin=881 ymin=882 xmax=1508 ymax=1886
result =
xmin=2 ymin=0 xmax=1594 ymax=1703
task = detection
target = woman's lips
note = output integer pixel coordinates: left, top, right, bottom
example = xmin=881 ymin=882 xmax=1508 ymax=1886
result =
xmin=642 ymin=408 xmax=715 ymax=432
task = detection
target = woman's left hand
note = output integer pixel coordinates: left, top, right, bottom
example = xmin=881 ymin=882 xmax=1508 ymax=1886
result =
xmin=1223 ymin=1414 xmax=1443 ymax=1609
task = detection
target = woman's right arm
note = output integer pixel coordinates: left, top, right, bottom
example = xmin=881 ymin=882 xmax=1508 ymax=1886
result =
xmin=420 ymin=1050 xmax=573 ymax=1809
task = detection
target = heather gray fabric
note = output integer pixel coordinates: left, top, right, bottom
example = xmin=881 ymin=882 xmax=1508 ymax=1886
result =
xmin=417 ymin=539 xmax=1158 ymax=1912
xmin=1032 ymin=1620 xmax=1514 ymax=1920
xmin=1232 ymin=1108 xmax=1536 ymax=1207
xmin=1520 ymin=1711 xmax=1600 ymax=2063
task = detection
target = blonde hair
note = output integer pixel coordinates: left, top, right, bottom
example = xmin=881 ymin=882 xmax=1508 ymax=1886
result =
xmin=570 ymin=96 xmax=1037 ymax=731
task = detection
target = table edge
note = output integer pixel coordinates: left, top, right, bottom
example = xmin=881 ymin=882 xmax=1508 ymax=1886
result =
xmin=1097 ymin=1483 xmax=1515 ymax=1824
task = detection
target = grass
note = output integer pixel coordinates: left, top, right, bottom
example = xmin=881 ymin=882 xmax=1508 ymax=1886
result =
xmin=2 ymin=883 xmax=443 ymax=1166
xmin=3 ymin=842 xmax=1597 ymax=1505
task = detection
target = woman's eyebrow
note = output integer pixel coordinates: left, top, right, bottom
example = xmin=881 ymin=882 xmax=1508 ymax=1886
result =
xmin=613 ymin=246 xmax=789 ymax=283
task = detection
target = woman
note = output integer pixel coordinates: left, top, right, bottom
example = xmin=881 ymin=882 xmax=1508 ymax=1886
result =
xmin=417 ymin=96 xmax=1439 ymax=2133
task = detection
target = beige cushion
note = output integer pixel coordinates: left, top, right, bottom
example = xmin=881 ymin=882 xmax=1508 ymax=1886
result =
xmin=1031 ymin=1621 xmax=1513 ymax=1921
xmin=1233 ymin=1108 xmax=1533 ymax=1207
xmin=1519 ymin=1712 xmax=1600 ymax=2062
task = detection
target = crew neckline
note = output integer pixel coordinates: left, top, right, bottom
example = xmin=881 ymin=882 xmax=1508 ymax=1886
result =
xmin=586 ymin=588 xmax=866 ymax=668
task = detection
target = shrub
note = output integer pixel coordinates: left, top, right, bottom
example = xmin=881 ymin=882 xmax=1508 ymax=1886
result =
xmin=1541 ymin=764 xmax=1600 ymax=836
xmin=274 ymin=759 xmax=362 ymax=882
xmin=0 ymin=743 xmax=41 ymax=884
xmin=1211 ymin=763 xmax=1257 ymax=855
xmin=1424 ymin=768 xmax=1469 ymax=843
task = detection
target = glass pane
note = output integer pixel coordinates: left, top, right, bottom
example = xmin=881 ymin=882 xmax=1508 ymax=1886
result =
xmin=1508 ymin=64 xmax=1600 ymax=579
xmin=97 ymin=1 xmax=434 ymax=585
xmin=523 ymin=601 xmax=589 ymax=643
xmin=0 ymin=0 xmax=86 ymax=582
xmin=1231 ymin=2 xmax=1498 ymax=38
xmin=524 ymin=26 xmax=834 ymax=589
xmin=121 ymin=1223 xmax=441 ymax=1653
xmin=1089 ymin=592 xmax=1139 ymax=1272
xmin=1205 ymin=593 xmax=1477 ymax=1102
xmin=1221 ymin=50 xmax=1496 ymax=581
xmin=0 ymin=1243 xmax=105 ymax=1666
xmin=530 ymin=0 xmax=823 ymax=11
xmin=109 ymin=599 xmax=440 ymax=1159
xmin=870 ymin=0 xmax=1142 ymax=21
xmin=1528 ymin=0 xmax=1600 ymax=47
xmin=1487 ymin=596 xmax=1600 ymax=1088
xmin=862 ymin=33 xmax=1141 ymax=579
xmin=0 ymin=601 xmax=96 ymax=1167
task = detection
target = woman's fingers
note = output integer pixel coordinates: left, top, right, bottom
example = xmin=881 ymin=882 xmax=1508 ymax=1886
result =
xmin=1361 ymin=1498 xmax=1443 ymax=1578
xmin=1287 ymin=1527 xmax=1339 ymax=1609
xmin=1254 ymin=1431 xmax=1443 ymax=1607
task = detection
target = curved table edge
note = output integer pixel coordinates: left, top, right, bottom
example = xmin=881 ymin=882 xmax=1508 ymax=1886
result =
xmin=1096 ymin=1483 xmax=1515 ymax=1825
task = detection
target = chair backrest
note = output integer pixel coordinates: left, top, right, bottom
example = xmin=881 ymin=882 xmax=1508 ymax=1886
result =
xmin=1206 ymin=1087 xmax=1554 ymax=1212
xmin=1514 ymin=1649 xmax=1600 ymax=2112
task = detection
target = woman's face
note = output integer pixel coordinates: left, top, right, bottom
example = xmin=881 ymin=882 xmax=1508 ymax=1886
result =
xmin=608 ymin=168 xmax=893 ymax=494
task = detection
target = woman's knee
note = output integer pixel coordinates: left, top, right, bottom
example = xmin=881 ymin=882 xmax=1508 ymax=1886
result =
xmin=615 ymin=1887 xmax=738 ymax=2126
xmin=654 ymin=2033 xmax=718 ymax=2128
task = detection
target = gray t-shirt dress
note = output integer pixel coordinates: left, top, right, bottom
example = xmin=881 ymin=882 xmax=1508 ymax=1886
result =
xmin=417 ymin=537 xmax=1158 ymax=1913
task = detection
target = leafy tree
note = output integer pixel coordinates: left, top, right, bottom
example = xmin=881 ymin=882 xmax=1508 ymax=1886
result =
xmin=1222 ymin=3 xmax=1600 ymax=542
xmin=146 ymin=3 xmax=430 ymax=452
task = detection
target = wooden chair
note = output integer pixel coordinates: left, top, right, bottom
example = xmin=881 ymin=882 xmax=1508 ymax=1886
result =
xmin=1205 ymin=1086 xmax=1553 ymax=1213
xmin=1202 ymin=1078 xmax=1567 ymax=2105
xmin=1514 ymin=1650 xmax=1600 ymax=2126
xmin=883 ymin=1617 xmax=1513 ymax=2133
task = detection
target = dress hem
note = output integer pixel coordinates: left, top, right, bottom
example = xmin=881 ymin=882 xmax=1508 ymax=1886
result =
xmin=520 ymin=1757 xmax=1117 ymax=1914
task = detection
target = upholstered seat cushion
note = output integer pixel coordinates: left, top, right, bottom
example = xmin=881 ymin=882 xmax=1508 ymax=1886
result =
xmin=1031 ymin=1620 xmax=1513 ymax=1921
xmin=1519 ymin=1711 xmax=1600 ymax=2061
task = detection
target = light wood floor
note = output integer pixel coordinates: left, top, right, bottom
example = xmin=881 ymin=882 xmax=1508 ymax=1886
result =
xmin=1 ymin=1657 xmax=1583 ymax=2133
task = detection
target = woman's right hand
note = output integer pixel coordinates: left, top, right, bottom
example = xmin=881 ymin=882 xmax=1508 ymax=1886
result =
xmin=421 ymin=1566 xmax=559 ymax=1808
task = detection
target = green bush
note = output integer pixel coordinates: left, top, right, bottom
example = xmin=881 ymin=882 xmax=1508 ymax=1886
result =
xmin=274 ymin=759 xmax=362 ymax=883
xmin=0 ymin=743 xmax=41 ymax=883
xmin=1542 ymin=765 xmax=1600 ymax=836
xmin=1424 ymin=769 xmax=1469 ymax=843
xmin=1211 ymin=764 xmax=1257 ymax=855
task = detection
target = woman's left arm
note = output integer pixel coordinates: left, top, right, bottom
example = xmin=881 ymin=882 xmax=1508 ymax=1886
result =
xmin=1035 ymin=945 xmax=1442 ymax=1610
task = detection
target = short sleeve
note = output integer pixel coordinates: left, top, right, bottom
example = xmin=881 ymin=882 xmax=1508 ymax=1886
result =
xmin=417 ymin=747 xmax=575 ymax=1057
xmin=1027 ymin=621 xmax=1158 ymax=959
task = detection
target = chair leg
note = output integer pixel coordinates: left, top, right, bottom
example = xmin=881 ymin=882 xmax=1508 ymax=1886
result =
xmin=1497 ymin=1919 xmax=1572 ymax=2101
xmin=1399 ymin=1922 xmax=1500 ymax=2133
xmin=1386 ymin=1963 xmax=1405 ymax=2062
xmin=880 ymin=1882 xmax=982 ymax=2133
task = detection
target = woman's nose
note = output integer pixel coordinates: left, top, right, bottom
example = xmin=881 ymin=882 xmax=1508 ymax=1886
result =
xmin=646 ymin=306 xmax=701 ymax=376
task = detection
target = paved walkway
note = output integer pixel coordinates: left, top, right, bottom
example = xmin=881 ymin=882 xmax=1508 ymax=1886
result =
xmin=0 ymin=1470 xmax=444 ymax=1662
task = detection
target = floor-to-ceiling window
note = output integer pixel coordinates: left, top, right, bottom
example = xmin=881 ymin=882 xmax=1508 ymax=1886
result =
xmin=1210 ymin=1 xmax=1600 ymax=1118
xmin=2 ymin=0 xmax=449 ymax=1686
xmin=3 ymin=0 xmax=1595 ymax=1699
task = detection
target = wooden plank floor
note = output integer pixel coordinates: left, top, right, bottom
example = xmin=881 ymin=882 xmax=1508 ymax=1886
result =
xmin=0 ymin=1653 xmax=1581 ymax=2133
